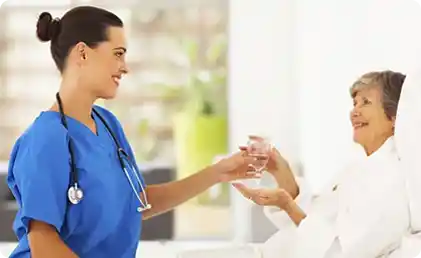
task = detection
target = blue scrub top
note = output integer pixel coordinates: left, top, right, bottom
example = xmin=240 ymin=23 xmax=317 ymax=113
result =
xmin=6 ymin=106 xmax=146 ymax=258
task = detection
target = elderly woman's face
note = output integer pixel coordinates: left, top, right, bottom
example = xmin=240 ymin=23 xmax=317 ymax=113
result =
xmin=350 ymin=86 xmax=394 ymax=149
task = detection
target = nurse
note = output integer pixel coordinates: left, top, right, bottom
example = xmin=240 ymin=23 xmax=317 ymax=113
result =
xmin=234 ymin=70 xmax=410 ymax=258
xmin=6 ymin=6 xmax=257 ymax=258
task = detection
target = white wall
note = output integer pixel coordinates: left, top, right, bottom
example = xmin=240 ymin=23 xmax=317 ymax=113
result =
xmin=229 ymin=0 xmax=421 ymax=241
xmin=296 ymin=0 xmax=421 ymax=192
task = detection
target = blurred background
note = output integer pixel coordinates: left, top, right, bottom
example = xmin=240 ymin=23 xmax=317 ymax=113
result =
xmin=1 ymin=0 xmax=421 ymax=256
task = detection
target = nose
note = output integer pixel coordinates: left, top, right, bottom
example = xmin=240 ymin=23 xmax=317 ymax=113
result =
xmin=350 ymin=106 xmax=361 ymax=118
xmin=120 ymin=62 xmax=129 ymax=74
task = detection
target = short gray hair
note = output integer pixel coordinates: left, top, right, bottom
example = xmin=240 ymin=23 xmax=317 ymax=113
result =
xmin=350 ymin=70 xmax=406 ymax=120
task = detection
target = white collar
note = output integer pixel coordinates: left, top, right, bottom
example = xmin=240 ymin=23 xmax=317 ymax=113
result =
xmin=364 ymin=136 xmax=396 ymax=161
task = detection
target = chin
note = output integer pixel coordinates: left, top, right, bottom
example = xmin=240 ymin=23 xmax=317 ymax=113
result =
xmin=353 ymin=134 xmax=363 ymax=145
xmin=101 ymin=94 xmax=117 ymax=100
xmin=99 ymin=89 xmax=118 ymax=100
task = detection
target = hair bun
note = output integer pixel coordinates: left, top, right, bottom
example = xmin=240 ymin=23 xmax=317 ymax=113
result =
xmin=36 ymin=12 xmax=61 ymax=42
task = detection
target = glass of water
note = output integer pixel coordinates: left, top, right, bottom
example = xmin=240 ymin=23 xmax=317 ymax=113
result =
xmin=247 ymin=137 xmax=271 ymax=176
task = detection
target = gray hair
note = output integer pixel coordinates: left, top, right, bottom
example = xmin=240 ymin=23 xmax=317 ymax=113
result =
xmin=350 ymin=70 xmax=406 ymax=120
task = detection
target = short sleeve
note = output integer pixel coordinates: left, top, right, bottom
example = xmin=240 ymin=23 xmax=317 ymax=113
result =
xmin=9 ymin=126 xmax=70 ymax=236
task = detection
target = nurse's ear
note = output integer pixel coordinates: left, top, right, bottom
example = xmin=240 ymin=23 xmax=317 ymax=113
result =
xmin=74 ymin=42 xmax=89 ymax=64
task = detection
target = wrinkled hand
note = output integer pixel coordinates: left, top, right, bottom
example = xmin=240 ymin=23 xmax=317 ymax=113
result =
xmin=239 ymin=136 xmax=289 ymax=175
xmin=214 ymin=151 xmax=260 ymax=182
xmin=232 ymin=183 xmax=293 ymax=209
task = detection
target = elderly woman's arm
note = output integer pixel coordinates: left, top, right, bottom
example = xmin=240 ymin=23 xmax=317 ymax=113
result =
xmin=279 ymin=199 xmax=307 ymax=226
xmin=263 ymin=176 xmax=312 ymax=229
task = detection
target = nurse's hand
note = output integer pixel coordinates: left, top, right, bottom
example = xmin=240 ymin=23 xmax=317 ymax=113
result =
xmin=214 ymin=151 xmax=261 ymax=182
xmin=232 ymin=183 xmax=294 ymax=210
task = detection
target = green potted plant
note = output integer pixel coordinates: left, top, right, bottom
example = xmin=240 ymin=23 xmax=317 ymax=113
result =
xmin=162 ymin=35 xmax=229 ymax=205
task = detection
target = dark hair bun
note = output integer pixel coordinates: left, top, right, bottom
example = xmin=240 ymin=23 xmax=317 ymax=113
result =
xmin=36 ymin=12 xmax=61 ymax=42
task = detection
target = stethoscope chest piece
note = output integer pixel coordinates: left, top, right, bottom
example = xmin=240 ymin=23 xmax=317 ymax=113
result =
xmin=68 ymin=185 xmax=84 ymax=205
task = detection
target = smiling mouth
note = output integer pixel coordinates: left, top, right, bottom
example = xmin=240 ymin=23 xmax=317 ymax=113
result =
xmin=353 ymin=122 xmax=369 ymax=129
xmin=112 ymin=76 xmax=121 ymax=86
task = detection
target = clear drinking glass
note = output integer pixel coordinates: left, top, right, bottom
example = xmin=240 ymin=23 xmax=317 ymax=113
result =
xmin=234 ymin=137 xmax=271 ymax=189
xmin=247 ymin=137 xmax=271 ymax=176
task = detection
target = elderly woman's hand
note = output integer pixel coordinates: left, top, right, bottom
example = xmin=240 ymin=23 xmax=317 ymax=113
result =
xmin=240 ymin=136 xmax=299 ymax=198
xmin=232 ymin=183 xmax=294 ymax=210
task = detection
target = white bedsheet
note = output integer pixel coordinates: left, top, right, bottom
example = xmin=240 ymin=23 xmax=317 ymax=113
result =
xmin=0 ymin=241 xmax=258 ymax=258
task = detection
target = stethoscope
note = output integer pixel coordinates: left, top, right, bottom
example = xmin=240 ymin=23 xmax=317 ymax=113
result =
xmin=56 ymin=92 xmax=152 ymax=213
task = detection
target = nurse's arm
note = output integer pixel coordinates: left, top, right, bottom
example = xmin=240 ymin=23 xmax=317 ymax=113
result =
xmin=28 ymin=220 xmax=78 ymax=258
xmin=141 ymin=165 xmax=219 ymax=220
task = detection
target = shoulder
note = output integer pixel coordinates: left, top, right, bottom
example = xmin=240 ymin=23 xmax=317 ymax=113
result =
xmin=16 ymin=112 xmax=69 ymax=151
xmin=9 ymin=112 xmax=71 ymax=180
xmin=10 ymin=112 xmax=69 ymax=164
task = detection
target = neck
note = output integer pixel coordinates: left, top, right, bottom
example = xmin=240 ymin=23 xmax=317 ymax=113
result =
xmin=363 ymin=135 xmax=391 ymax=156
xmin=50 ymin=77 xmax=96 ymax=126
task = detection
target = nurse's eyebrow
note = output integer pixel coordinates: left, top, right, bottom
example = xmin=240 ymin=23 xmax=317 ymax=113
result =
xmin=113 ymin=47 xmax=127 ymax=53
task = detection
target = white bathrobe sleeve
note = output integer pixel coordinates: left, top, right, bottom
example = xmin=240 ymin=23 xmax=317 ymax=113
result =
xmin=263 ymin=177 xmax=313 ymax=229
xmin=262 ymin=167 xmax=351 ymax=258
xmin=261 ymin=177 xmax=313 ymax=258
xmin=263 ymin=165 xmax=352 ymax=230
xmin=394 ymin=63 xmax=421 ymax=257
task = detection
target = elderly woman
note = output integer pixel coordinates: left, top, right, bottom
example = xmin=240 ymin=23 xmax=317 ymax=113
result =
xmin=234 ymin=70 xmax=410 ymax=258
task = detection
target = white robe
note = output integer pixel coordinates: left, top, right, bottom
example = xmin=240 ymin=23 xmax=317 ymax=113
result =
xmin=261 ymin=137 xmax=410 ymax=258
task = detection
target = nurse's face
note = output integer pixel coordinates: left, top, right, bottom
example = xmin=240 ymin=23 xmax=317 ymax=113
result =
xmin=350 ymin=86 xmax=395 ymax=154
xmin=80 ymin=26 xmax=129 ymax=99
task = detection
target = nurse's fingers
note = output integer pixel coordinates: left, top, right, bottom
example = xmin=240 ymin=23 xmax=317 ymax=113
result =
xmin=240 ymin=164 xmax=262 ymax=179
xmin=230 ymin=150 xmax=256 ymax=165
